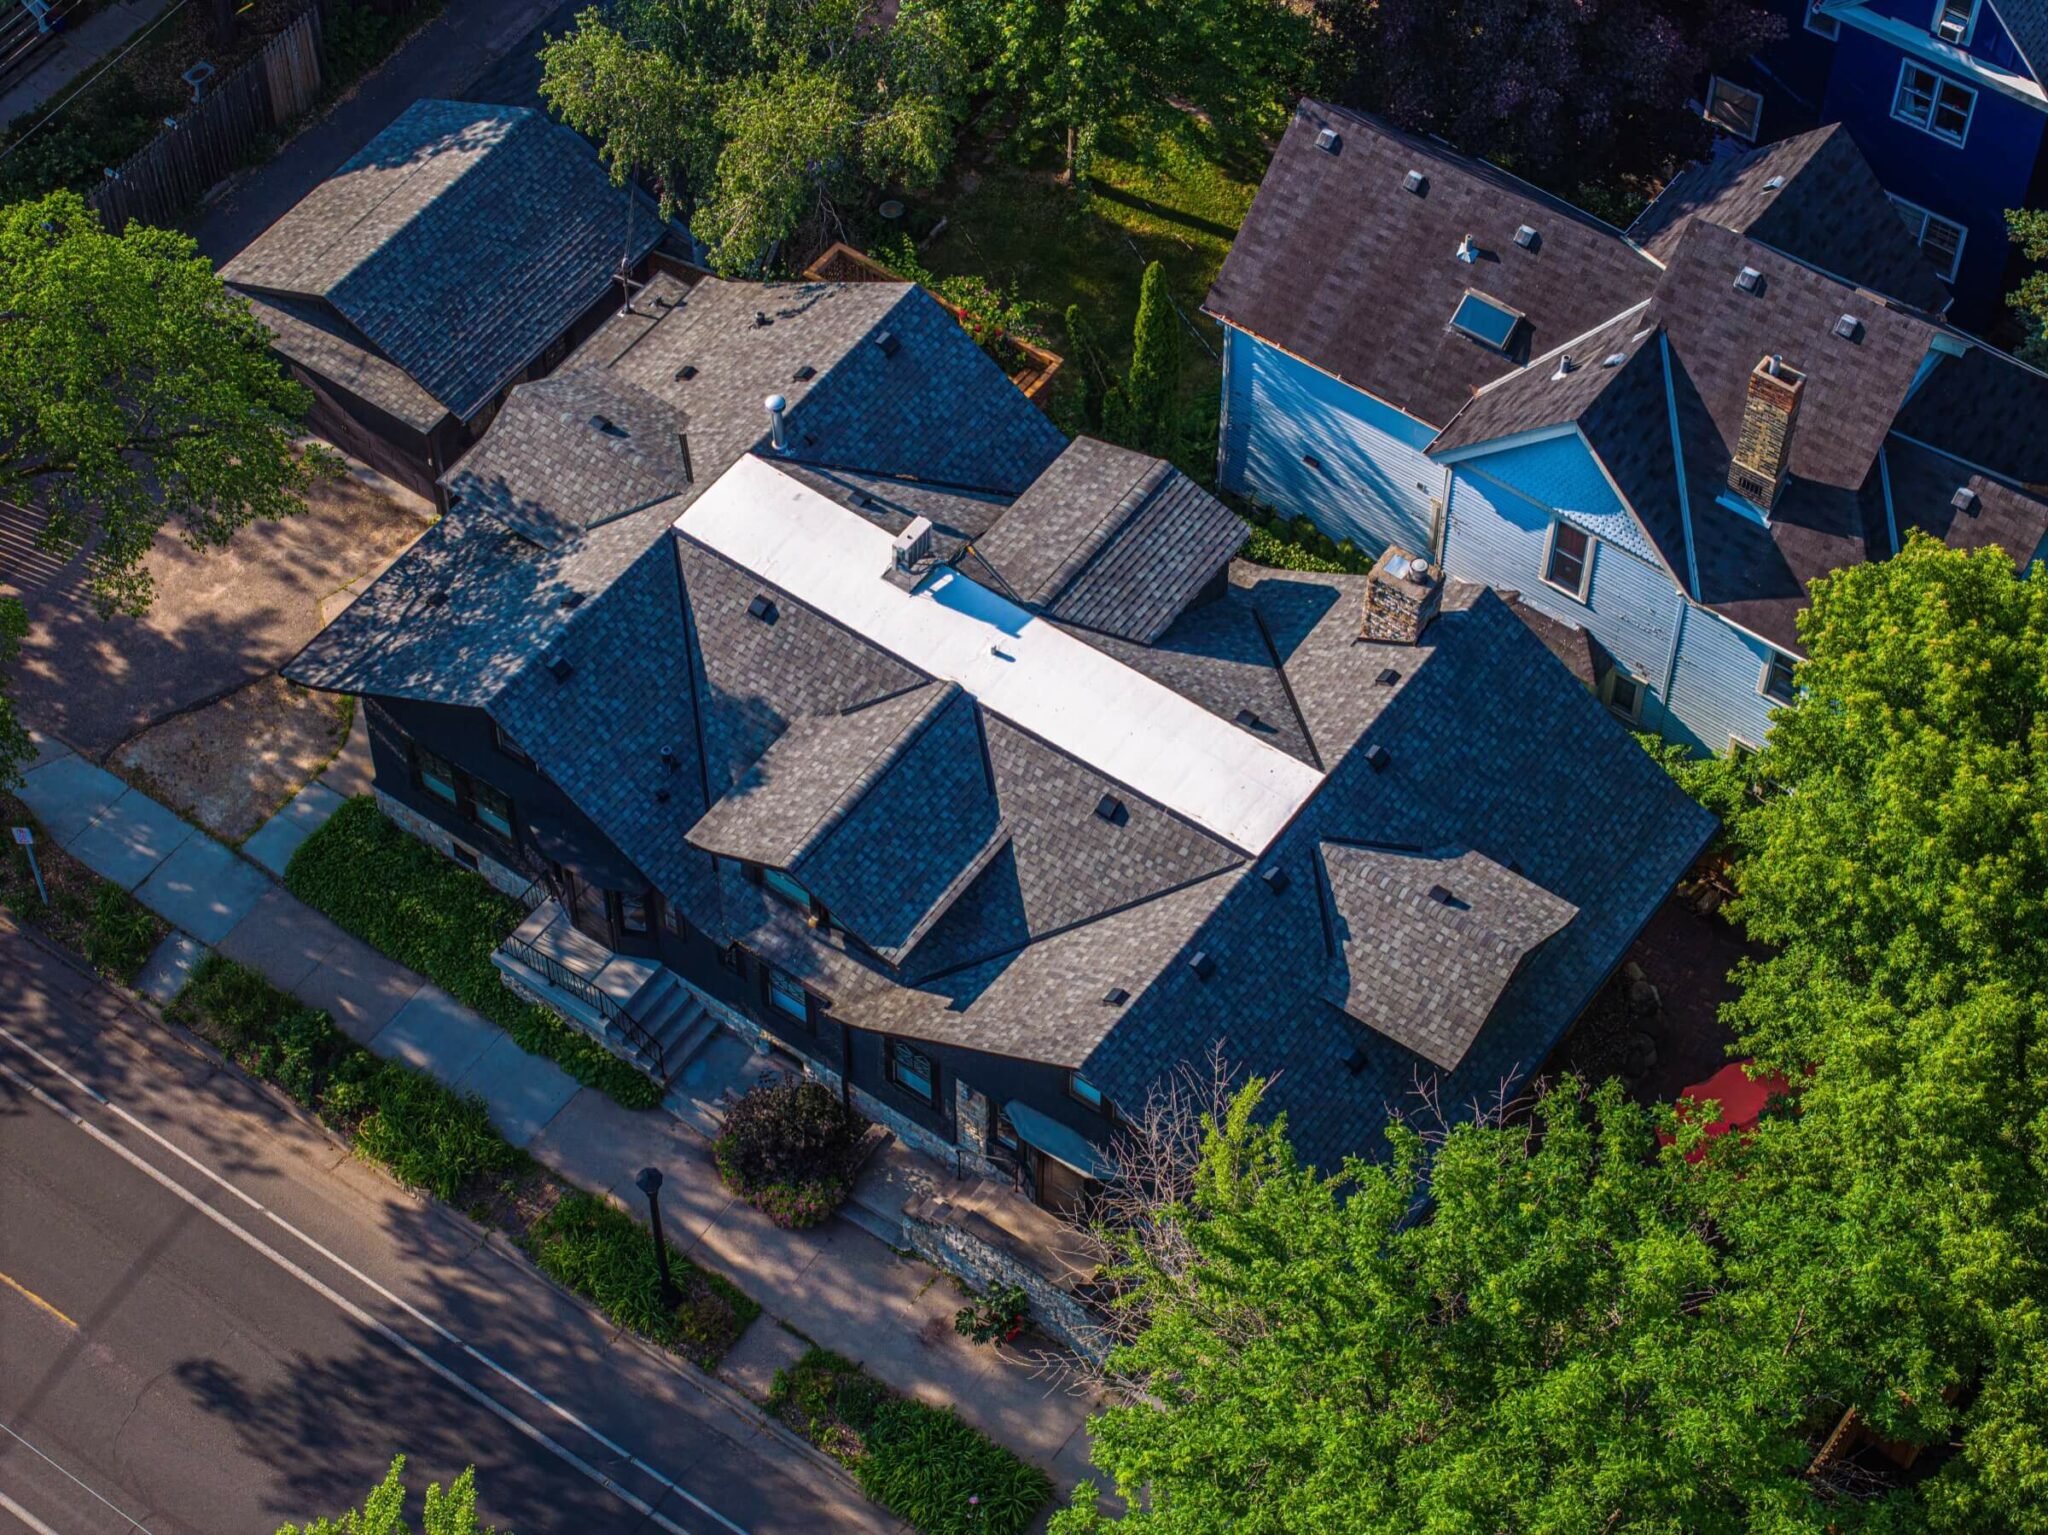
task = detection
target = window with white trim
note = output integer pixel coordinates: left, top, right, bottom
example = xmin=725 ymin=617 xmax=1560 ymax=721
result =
xmin=1933 ymin=0 xmax=1977 ymax=44
xmin=1604 ymin=670 xmax=1645 ymax=723
xmin=1893 ymin=62 xmax=1975 ymax=144
xmin=1761 ymin=651 xmax=1798 ymax=705
xmin=1890 ymin=195 xmax=1967 ymax=282
xmin=1543 ymin=521 xmax=1594 ymax=601
xmin=1705 ymin=76 xmax=1764 ymax=141
xmin=1805 ymin=0 xmax=1839 ymax=38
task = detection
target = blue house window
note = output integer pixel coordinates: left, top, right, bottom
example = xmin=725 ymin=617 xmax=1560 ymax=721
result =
xmin=1068 ymin=1072 xmax=1106 ymax=1111
xmin=760 ymin=865 xmax=815 ymax=912
xmin=1761 ymin=651 xmax=1799 ymax=705
xmin=888 ymin=1039 xmax=937 ymax=1105
xmin=1705 ymin=76 xmax=1764 ymax=142
xmin=1893 ymin=62 xmax=1975 ymax=144
xmin=1804 ymin=0 xmax=1839 ymax=38
xmin=1933 ymin=0 xmax=1978 ymax=45
xmin=1543 ymin=521 xmax=1595 ymax=602
xmin=1890 ymin=195 xmax=1967 ymax=282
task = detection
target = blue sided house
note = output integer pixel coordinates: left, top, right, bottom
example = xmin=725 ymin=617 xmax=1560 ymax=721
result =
xmin=1707 ymin=0 xmax=2048 ymax=326
xmin=1208 ymin=100 xmax=2048 ymax=756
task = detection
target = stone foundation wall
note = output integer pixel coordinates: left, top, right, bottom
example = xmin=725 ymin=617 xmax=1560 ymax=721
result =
xmin=901 ymin=1192 xmax=1106 ymax=1361
xmin=374 ymin=789 xmax=529 ymax=899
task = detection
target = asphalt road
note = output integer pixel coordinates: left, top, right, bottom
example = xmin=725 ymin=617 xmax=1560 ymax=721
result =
xmin=0 ymin=921 xmax=895 ymax=1535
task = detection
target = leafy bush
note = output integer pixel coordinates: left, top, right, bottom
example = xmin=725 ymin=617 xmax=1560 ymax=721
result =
xmin=286 ymin=798 xmax=661 ymax=1109
xmin=80 ymin=881 xmax=164 ymax=980
xmin=525 ymin=1191 xmax=759 ymax=1366
xmin=953 ymin=1282 xmax=1028 ymax=1345
xmin=713 ymin=1074 xmax=866 ymax=1228
xmin=769 ymin=1348 xmax=1050 ymax=1535
xmin=170 ymin=956 xmax=519 ymax=1200
xmin=0 ymin=796 xmax=167 ymax=982
xmin=1237 ymin=505 xmax=1374 ymax=576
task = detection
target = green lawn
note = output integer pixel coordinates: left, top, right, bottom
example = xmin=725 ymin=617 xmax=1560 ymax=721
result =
xmin=845 ymin=101 xmax=1271 ymax=483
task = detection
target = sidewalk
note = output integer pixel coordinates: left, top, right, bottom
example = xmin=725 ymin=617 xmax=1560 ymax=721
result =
xmin=10 ymin=723 xmax=1105 ymax=1509
xmin=0 ymin=1 xmax=168 ymax=128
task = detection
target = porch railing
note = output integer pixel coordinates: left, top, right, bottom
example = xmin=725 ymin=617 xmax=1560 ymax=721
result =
xmin=498 ymin=933 xmax=668 ymax=1083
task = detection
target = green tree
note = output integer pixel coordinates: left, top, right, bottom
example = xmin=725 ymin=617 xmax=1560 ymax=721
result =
xmin=1707 ymin=534 xmax=2048 ymax=1532
xmin=1121 ymin=261 xmax=1177 ymax=455
xmin=961 ymin=0 xmax=1311 ymax=181
xmin=1062 ymin=302 xmax=1111 ymax=430
xmin=2004 ymin=207 xmax=2048 ymax=367
xmin=278 ymin=1455 xmax=502 ymax=1535
xmin=0 ymin=192 xmax=333 ymax=784
xmin=1056 ymin=1077 xmax=1881 ymax=1534
xmin=540 ymin=0 xmax=966 ymax=274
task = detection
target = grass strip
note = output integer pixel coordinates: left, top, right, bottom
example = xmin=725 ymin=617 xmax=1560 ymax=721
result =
xmin=285 ymin=797 xmax=661 ymax=1110
xmin=768 ymin=1346 xmax=1052 ymax=1535
xmin=1 ymin=793 xmax=168 ymax=983
xmin=524 ymin=1190 xmax=760 ymax=1369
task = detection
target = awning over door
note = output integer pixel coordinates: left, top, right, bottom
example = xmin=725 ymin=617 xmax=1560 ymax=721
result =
xmin=1004 ymin=1100 xmax=1110 ymax=1180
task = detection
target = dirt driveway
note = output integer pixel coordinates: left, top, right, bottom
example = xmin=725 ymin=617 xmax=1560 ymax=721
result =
xmin=0 ymin=471 xmax=426 ymax=759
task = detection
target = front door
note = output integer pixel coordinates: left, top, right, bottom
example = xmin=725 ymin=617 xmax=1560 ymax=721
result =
xmin=554 ymin=866 xmax=613 ymax=946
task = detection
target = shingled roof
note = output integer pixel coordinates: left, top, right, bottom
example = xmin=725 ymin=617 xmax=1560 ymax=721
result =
xmin=1627 ymin=125 xmax=1949 ymax=313
xmin=969 ymin=439 xmax=1249 ymax=642
xmin=222 ymin=101 xmax=662 ymax=423
xmin=1204 ymin=100 xmax=1661 ymax=428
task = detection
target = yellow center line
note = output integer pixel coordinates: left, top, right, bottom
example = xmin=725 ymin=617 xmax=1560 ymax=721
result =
xmin=0 ymin=1268 xmax=77 ymax=1330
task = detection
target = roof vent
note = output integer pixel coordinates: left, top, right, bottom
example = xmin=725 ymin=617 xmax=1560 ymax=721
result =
xmin=746 ymin=594 xmax=777 ymax=623
xmin=1102 ymin=986 xmax=1130 ymax=1006
xmin=1187 ymin=951 xmax=1216 ymax=981
xmin=1345 ymin=1047 xmax=1369 ymax=1076
xmin=1455 ymin=233 xmax=1479 ymax=264
xmin=1403 ymin=169 xmax=1428 ymax=194
xmin=675 ymin=364 xmax=697 ymax=381
xmin=1513 ymin=224 xmax=1539 ymax=249
xmin=1952 ymin=485 xmax=1980 ymax=514
xmin=754 ymin=310 xmax=771 ymax=327
xmin=546 ymin=653 xmax=573 ymax=682
xmin=1602 ymin=351 xmax=1627 ymax=368
xmin=1260 ymin=865 xmax=1290 ymax=896
xmin=1095 ymin=793 xmax=1127 ymax=825
xmin=557 ymin=590 xmax=584 ymax=609
xmin=1729 ymin=354 xmax=1806 ymax=512
xmin=1763 ymin=174 xmax=1786 ymax=192
xmin=1735 ymin=266 xmax=1764 ymax=294
xmin=1833 ymin=313 xmax=1864 ymax=342
xmin=792 ymin=364 xmax=815 ymax=381
xmin=1375 ymin=666 xmax=1401 ymax=687
xmin=891 ymin=516 xmax=935 ymax=573
xmin=1234 ymin=707 xmax=1262 ymax=730
xmin=1365 ymin=743 xmax=1392 ymax=772
xmin=1362 ymin=545 xmax=1442 ymax=646
xmin=655 ymin=786 xmax=671 ymax=804
xmin=1427 ymin=883 xmax=1454 ymax=905
xmin=1315 ymin=126 xmax=1341 ymax=154
xmin=764 ymin=393 xmax=787 ymax=452
xmin=660 ymin=745 xmax=677 ymax=774
xmin=425 ymin=587 xmax=449 ymax=608
xmin=873 ymin=330 xmax=901 ymax=358
xmin=1552 ymin=354 xmax=1577 ymax=380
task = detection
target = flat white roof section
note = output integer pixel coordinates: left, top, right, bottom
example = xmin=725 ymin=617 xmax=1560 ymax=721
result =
xmin=678 ymin=455 xmax=1325 ymax=852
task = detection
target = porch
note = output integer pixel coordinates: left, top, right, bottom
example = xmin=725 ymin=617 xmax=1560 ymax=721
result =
xmin=492 ymin=899 xmax=719 ymax=1086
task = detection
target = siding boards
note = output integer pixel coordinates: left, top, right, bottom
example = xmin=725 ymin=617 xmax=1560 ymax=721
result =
xmin=1466 ymin=433 xmax=1663 ymax=565
xmin=1221 ymin=327 xmax=1443 ymax=558
xmin=1666 ymin=605 xmax=1784 ymax=753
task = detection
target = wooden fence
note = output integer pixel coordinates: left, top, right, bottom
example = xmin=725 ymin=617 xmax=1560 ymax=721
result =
xmin=85 ymin=3 xmax=323 ymax=232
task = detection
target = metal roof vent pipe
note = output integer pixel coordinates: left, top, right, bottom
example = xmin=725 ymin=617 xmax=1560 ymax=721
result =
xmin=1552 ymin=353 xmax=1577 ymax=381
xmin=765 ymin=394 xmax=788 ymax=453
xmin=1455 ymin=233 xmax=1479 ymax=264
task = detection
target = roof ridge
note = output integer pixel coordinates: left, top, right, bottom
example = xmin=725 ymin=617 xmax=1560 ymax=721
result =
xmin=790 ymin=681 xmax=967 ymax=865
xmin=1033 ymin=457 xmax=1175 ymax=606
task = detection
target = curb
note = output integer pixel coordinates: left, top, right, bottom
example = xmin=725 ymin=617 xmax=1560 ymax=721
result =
xmin=0 ymin=907 xmax=877 ymax=1507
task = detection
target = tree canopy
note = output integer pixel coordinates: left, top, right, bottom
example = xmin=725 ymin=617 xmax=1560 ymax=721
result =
xmin=277 ymin=1455 xmax=501 ymax=1535
xmin=2004 ymin=208 xmax=2048 ymax=367
xmin=539 ymin=0 xmax=967 ymax=274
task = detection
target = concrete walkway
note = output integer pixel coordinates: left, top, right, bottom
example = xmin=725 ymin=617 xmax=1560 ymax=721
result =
xmin=11 ymin=726 xmax=1102 ymax=1507
xmin=0 ymin=1 xmax=169 ymax=128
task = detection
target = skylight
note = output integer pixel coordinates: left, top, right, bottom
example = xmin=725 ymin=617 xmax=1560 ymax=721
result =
xmin=1449 ymin=290 xmax=1522 ymax=353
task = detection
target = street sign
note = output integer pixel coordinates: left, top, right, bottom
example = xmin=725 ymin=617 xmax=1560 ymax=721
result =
xmin=11 ymin=826 xmax=32 ymax=846
xmin=11 ymin=825 xmax=46 ymax=905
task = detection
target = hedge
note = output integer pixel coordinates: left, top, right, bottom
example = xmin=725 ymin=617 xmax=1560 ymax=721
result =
xmin=769 ymin=1347 xmax=1051 ymax=1535
xmin=285 ymin=797 xmax=661 ymax=1109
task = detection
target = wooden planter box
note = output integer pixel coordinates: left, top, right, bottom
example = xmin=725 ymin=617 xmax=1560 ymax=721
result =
xmin=802 ymin=241 xmax=1063 ymax=405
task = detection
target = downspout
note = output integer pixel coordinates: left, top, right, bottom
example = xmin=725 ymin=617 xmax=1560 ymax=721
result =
xmin=839 ymin=1019 xmax=854 ymax=1113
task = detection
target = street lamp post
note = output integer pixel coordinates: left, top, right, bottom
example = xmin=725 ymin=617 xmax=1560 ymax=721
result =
xmin=634 ymin=1166 xmax=682 ymax=1311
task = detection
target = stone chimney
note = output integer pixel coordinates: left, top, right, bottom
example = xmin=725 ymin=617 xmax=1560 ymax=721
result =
xmin=1728 ymin=355 xmax=1804 ymax=511
xmin=1362 ymin=545 xmax=1443 ymax=645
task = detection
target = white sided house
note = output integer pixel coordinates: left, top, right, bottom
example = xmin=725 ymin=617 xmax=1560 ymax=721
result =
xmin=1208 ymin=102 xmax=2048 ymax=754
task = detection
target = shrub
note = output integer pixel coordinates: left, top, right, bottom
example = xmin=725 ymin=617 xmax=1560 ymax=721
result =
xmin=713 ymin=1074 xmax=866 ymax=1228
xmin=80 ymin=881 xmax=163 ymax=980
xmin=526 ymin=1191 xmax=758 ymax=1366
xmin=286 ymin=798 xmax=661 ymax=1109
xmin=769 ymin=1348 xmax=1050 ymax=1535
xmin=953 ymin=1282 xmax=1028 ymax=1345
xmin=0 ymin=797 xmax=167 ymax=982
xmin=352 ymin=1067 xmax=523 ymax=1202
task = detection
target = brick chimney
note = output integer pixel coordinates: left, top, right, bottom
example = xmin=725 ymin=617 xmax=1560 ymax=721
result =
xmin=1728 ymin=355 xmax=1804 ymax=511
xmin=1362 ymin=545 xmax=1443 ymax=644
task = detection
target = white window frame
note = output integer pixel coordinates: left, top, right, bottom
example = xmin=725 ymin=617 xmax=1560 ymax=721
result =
xmin=1889 ymin=194 xmax=1968 ymax=282
xmin=1760 ymin=650 xmax=1799 ymax=705
xmin=1892 ymin=61 xmax=1976 ymax=145
xmin=1805 ymin=0 xmax=1840 ymax=38
xmin=1542 ymin=519 xmax=1596 ymax=603
xmin=1603 ymin=669 xmax=1645 ymax=724
xmin=1931 ymin=0 xmax=1979 ymax=45
xmin=1729 ymin=736 xmax=1760 ymax=758
xmin=1705 ymin=76 xmax=1765 ymax=142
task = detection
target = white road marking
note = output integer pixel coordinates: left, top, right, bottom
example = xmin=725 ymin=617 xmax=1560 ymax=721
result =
xmin=0 ymin=1421 xmax=150 ymax=1532
xmin=0 ymin=1486 xmax=66 ymax=1535
xmin=0 ymin=1031 xmax=748 ymax=1535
